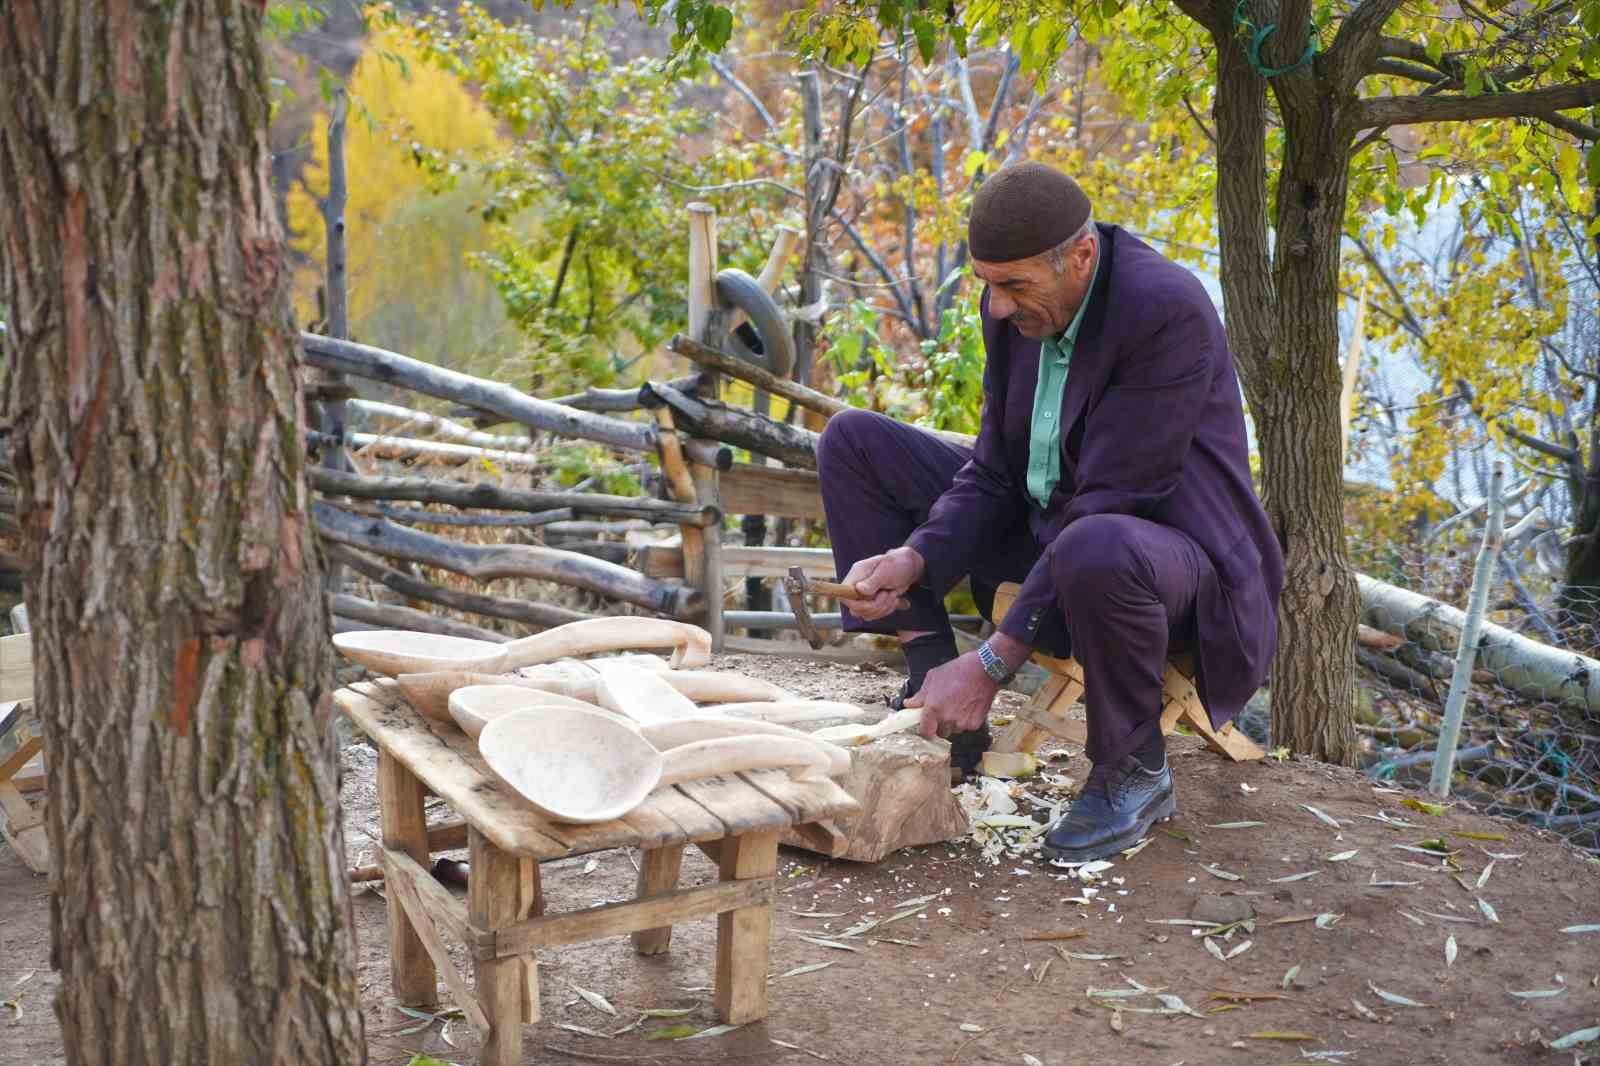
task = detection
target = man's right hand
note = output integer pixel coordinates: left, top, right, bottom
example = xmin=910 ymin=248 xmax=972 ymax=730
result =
xmin=841 ymin=546 xmax=925 ymax=621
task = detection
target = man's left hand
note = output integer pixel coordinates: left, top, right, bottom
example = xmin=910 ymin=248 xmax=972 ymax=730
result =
xmin=905 ymin=651 xmax=1000 ymax=739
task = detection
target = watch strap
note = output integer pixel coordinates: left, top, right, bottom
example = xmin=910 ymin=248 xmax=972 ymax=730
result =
xmin=977 ymin=640 xmax=1015 ymax=684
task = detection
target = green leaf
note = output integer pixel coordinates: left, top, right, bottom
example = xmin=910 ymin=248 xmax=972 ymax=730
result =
xmin=646 ymin=1024 xmax=705 ymax=1040
xmin=407 ymin=1057 xmax=453 ymax=1066
xmin=963 ymin=149 xmax=989 ymax=178
xmin=911 ymin=14 xmax=938 ymax=63
xmin=1424 ymin=34 xmax=1443 ymax=65
xmin=697 ymin=6 xmax=733 ymax=51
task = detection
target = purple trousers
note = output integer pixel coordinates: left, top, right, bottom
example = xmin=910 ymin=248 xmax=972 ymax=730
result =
xmin=816 ymin=409 xmax=1212 ymax=766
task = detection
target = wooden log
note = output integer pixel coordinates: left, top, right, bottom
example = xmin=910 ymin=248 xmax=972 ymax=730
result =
xmin=487 ymin=877 xmax=769 ymax=957
xmin=379 ymin=751 xmax=439 ymax=1007
xmin=338 ymin=431 xmax=544 ymax=474
xmin=316 ymin=503 xmax=699 ymax=618
xmin=540 ymin=539 xmax=632 ymax=565
xmin=343 ymin=503 xmax=573 ymax=530
xmin=331 ymin=595 xmax=508 ymax=642
xmin=639 ymin=544 xmax=836 ymax=581
xmin=683 ymin=438 xmax=734 ymax=470
xmin=781 ymin=733 xmax=971 ymax=863
xmin=326 ymin=544 xmax=593 ymax=630
xmin=692 ymin=454 xmax=725 ymax=649
xmin=542 ymin=519 xmax=655 ymax=536
xmin=640 ymin=381 xmax=820 ymax=469
xmin=721 ymin=463 xmax=825 ymax=520
xmin=547 ymin=374 xmax=700 ymax=414
xmin=654 ymin=409 xmax=706 ymax=590
xmin=310 ymin=465 xmax=717 ymax=526
xmin=712 ymin=829 xmax=778 ymax=1025
xmin=349 ymin=398 xmax=535 ymax=450
xmin=1358 ymin=571 xmax=1600 ymax=714
xmin=301 ymin=331 xmax=658 ymax=454
xmin=669 ymin=334 xmax=849 ymax=420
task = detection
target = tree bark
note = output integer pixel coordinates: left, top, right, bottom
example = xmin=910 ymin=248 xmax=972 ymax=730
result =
xmin=0 ymin=3 xmax=366 ymax=1064
xmin=1207 ymin=9 xmax=1359 ymax=764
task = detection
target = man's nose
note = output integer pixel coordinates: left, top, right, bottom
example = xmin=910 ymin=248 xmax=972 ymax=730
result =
xmin=988 ymin=290 xmax=1014 ymax=319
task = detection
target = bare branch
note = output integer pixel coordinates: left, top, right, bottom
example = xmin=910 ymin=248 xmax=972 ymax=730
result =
xmin=1371 ymin=58 xmax=1447 ymax=85
xmin=1181 ymin=94 xmax=1217 ymax=147
xmin=828 ymin=206 xmax=919 ymax=327
xmin=1351 ymin=234 xmax=1426 ymax=340
xmin=1537 ymin=110 xmax=1600 ymax=143
xmin=1503 ymin=423 xmax=1580 ymax=464
xmin=708 ymin=55 xmax=778 ymax=132
xmin=1357 ymin=79 xmax=1600 ymax=129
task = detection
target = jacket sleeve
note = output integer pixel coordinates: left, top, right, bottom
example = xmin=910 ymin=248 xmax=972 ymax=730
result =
xmin=995 ymin=304 xmax=1213 ymax=647
xmin=903 ymin=293 xmax=1027 ymax=597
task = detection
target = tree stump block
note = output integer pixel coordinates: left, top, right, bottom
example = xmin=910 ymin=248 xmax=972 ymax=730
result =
xmin=781 ymin=733 xmax=969 ymax=863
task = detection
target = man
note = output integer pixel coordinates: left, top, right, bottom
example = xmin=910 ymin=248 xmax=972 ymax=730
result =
xmin=815 ymin=161 xmax=1283 ymax=863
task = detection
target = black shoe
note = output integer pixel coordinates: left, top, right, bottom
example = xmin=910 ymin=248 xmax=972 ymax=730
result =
xmin=888 ymin=680 xmax=991 ymax=779
xmin=1041 ymin=756 xmax=1175 ymax=863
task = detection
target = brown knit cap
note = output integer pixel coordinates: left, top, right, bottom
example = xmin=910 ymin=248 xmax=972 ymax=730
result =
xmin=967 ymin=162 xmax=1092 ymax=263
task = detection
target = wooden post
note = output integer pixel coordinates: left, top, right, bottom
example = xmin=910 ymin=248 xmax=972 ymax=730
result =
xmin=517 ymin=856 xmax=542 ymax=1024
xmin=319 ymin=88 xmax=352 ymax=596
xmin=686 ymin=202 xmax=726 ymax=650
xmin=713 ymin=829 xmax=779 ymax=1024
xmin=378 ymin=751 xmax=437 ymax=1007
xmin=469 ymin=828 xmax=525 ymax=1066
xmin=631 ymin=843 xmax=686 ymax=955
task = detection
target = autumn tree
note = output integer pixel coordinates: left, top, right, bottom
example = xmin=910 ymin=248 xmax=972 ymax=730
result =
xmin=660 ymin=0 xmax=1600 ymax=762
xmin=0 ymin=4 xmax=367 ymax=1063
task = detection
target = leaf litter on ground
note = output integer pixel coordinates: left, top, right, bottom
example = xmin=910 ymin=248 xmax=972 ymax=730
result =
xmin=1300 ymin=804 xmax=1342 ymax=828
xmin=572 ymin=985 xmax=618 ymax=1016
xmin=1367 ymin=981 xmax=1430 ymax=1007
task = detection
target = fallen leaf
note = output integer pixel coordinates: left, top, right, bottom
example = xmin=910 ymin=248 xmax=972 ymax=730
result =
xmin=1269 ymin=871 xmax=1318 ymax=883
xmin=1315 ymin=913 xmax=1344 ymax=929
xmin=1560 ymin=924 xmax=1600 ymax=933
xmin=1476 ymin=898 xmax=1500 ymax=924
xmin=1240 ymin=783 xmax=1258 ymax=794
xmin=1022 ymin=1056 xmax=1045 ymax=1066
xmin=1351 ymin=998 xmax=1379 ymax=1021
xmin=1551 ymin=1024 xmax=1600 ymax=1050
xmin=1397 ymin=910 xmax=1427 ymax=926
xmin=1328 ymin=849 xmax=1360 ymax=862
xmin=645 ymin=1024 xmax=702 ymax=1040
xmin=1205 ymin=938 xmax=1227 ymax=962
xmin=791 ymin=911 xmax=849 ymax=919
xmin=1225 ymin=940 xmax=1253 ymax=960
xmin=1213 ymin=989 xmax=1290 ymax=1003
xmin=1282 ymin=964 xmax=1301 ymax=989
xmin=1508 ymin=987 xmax=1567 ymax=999
xmin=1206 ymin=821 xmax=1266 ymax=829
xmin=1368 ymin=981 xmax=1430 ymax=1007
xmin=557 ymin=1023 xmax=613 ymax=1038
xmin=1475 ymin=861 xmax=1495 ymax=889
xmin=1162 ymin=827 xmax=1197 ymax=845
xmin=1109 ymin=1009 xmax=1124 ymax=1033
xmin=1061 ymin=951 xmax=1123 ymax=961
xmin=1248 ymin=1030 xmax=1321 ymax=1041
xmin=777 ymin=962 xmax=834 ymax=979
xmin=1023 ymin=929 xmax=1087 ymax=941
xmin=1368 ymin=872 xmax=1421 ymax=887
xmin=1120 ymin=837 xmax=1153 ymax=859
xmin=572 ymin=985 xmax=618 ymax=1017
xmin=1417 ymin=909 xmax=1478 ymax=924
xmin=1452 ymin=830 xmax=1506 ymax=841
xmin=1301 ymin=804 xmax=1342 ymax=828
xmin=1445 ymin=935 xmax=1457 ymax=967
xmin=1271 ymin=914 xmax=1320 ymax=926
xmin=582 ymin=858 xmax=599 ymax=875
xmin=1156 ymin=993 xmax=1206 ymax=1017
xmin=1203 ymin=864 xmax=1243 ymax=881
xmin=683 ymin=1023 xmax=742 ymax=1040
xmin=771 ymin=1037 xmax=832 ymax=1061
xmin=1402 ymin=797 xmax=1446 ymax=816
xmin=641 ymin=1007 xmax=697 ymax=1018
xmin=959 ymin=1023 xmax=984 ymax=1033
xmin=1033 ymin=958 xmax=1052 ymax=985
xmin=796 ymin=935 xmax=860 ymax=952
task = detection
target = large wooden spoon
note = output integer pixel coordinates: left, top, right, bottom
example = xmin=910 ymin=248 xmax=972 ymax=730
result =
xmin=447 ymin=684 xmax=626 ymax=740
xmin=589 ymin=661 xmax=700 ymax=723
xmin=478 ymin=705 xmax=830 ymax=824
xmin=334 ymin=617 xmax=712 ymax=676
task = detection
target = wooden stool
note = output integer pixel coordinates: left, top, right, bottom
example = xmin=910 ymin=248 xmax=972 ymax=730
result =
xmin=0 ymin=616 xmax=48 ymax=875
xmin=988 ymin=583 xmax=1264 ymax=762
xmin=337 ymin=680 xmax=858 ymax=1066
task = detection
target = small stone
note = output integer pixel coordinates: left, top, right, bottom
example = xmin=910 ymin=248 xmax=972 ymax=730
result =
xmin=1190 ymin=894 xmax=1255 ymax=925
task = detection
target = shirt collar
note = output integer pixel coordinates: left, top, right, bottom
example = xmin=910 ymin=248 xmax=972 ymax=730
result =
xmin=1045 ymin=236 xmax=1101 ymax=357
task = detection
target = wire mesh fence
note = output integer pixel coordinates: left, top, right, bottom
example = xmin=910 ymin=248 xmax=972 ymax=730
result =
xmin=1348 ymin=529 xmax=1600 ymax=857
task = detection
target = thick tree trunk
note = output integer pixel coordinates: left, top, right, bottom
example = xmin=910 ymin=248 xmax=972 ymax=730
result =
xmin=1558 ymin=442 xmax=1599 ymax=649
xmin=0 ymin=4 xmax=368 ymax=1064
xmin=1208 ymin=18 xmax=1359 ymax=764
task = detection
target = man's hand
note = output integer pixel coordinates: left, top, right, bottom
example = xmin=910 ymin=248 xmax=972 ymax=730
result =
xmin=840 ymin=546 xmax=925 ymax=621
xmin=905 ymin=651 xmax=999 ymax=739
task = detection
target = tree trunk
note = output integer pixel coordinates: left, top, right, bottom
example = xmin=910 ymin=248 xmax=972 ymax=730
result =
xmin=1207 ymin=16 xmax=1358 ymax=764
xmin=1559 ymin=441 xmax=1599 ymax=650
xmin=0 ymin=4 xmax=368 ymax=1064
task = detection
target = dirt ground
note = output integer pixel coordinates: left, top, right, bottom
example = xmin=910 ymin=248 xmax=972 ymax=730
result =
xmin=3 ymin=652 xmax=1598 ymax=1066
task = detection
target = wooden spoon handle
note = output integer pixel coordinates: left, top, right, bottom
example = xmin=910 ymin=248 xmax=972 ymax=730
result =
xmin=810 ymin=707 xmax=925 ymax=745
xmin=497 ymin=618 xmax=713 ymax=670
xmin=640 ymin=717 xmax=851 ymax=777
xmin=657 ymin=735 xmax=832 ymax=786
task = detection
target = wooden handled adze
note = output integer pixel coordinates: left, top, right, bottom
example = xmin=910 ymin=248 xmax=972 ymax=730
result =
xmin=784 ymin=565 xmax=909 ymax=649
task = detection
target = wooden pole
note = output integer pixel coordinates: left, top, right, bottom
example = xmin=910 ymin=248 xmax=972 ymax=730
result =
xmin=319 ymin=88 xmax=352 ymax=597
xmin=1429 ymin=462 xmax=1507 ymax=798
xmin=686 ymin=203 xmax=726 ymax=651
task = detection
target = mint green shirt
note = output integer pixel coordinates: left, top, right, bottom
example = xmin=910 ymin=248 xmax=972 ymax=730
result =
xmin=1025 ymin=245 xmax=1101 ymax=508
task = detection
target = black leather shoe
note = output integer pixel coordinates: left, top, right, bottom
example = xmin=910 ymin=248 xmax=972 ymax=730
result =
xmin=888 ymin=681 xmax=991 ymax=780
xmin=1041 ymin=756 xmax=1175 ymax=863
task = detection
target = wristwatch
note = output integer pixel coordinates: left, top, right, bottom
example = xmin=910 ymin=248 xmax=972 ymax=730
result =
xmin=977 ymin=640 xmax=1016 ymax=684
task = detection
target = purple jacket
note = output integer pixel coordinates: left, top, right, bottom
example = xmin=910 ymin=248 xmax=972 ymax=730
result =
xmin=905 ymin=224 xmax=1283 ymax=725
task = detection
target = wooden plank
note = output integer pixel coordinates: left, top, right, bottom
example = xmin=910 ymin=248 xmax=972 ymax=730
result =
xmin=629 ymin=785 xmax=730 ymax=844
xmin=713 ymin=830 xmax=779 ymax=1024
xmin=631 ymin=843 xmax=685 ymax=955
xmin=338 ymin=682 xmax=617 ymax=859
xmin=675 ymin=773 xmax=790 ymax=835
xmin=0 ymin=780 xmax=48 ymax=874
xmin=518 ymin=857 xmax=541 ymax=1024
xmin=720 ymin=463 xmax=825 ymax=521
xmin=0 ymin=634 xmax=32 ymax=704
xmin=0 ymin=778 xmax=42 ymax=832
xmin=491 ymin=877 xmax=770 ymax=957
xmin=11 ymin=755 xmax=45 ymax=794
xmin=640 ymin=544 xmax=836 ymax=582
xmin=0 ymin=710 xmax=42 ymax=784
xmin=379 ymin=845 xmax=477 ymax=948
xmin=379 ymin=750 xmax=437 ymax=1008
xmin=993 ymin=673 xmax=1071 ymax=754
xmin=736 ymin=768 xmax=857 ymax=826
xmin=469 ymin=828 xmax=527 ymax=1065
xmin=1010 ymin=702 xmax=1088 ymax=747
xmin=380 ymin=850 xmax=491 ymax=1036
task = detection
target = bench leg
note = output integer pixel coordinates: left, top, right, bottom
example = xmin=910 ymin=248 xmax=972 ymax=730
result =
xmin=713 ymin=830 xmax=778 ymax=1025
xmin=518 ymin=857 xmax=542 ymax=1024
xmin=470 ymin=828 xmax=526 ymax=1066
xmin=378 ymin=751 xmax=436 ymax=1007
xmin=632 ymin=843 xmax=685 ymax=956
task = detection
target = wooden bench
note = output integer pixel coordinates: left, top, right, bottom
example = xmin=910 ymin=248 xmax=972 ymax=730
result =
xmin=0 ymin=607 xmax=48 ymax=874
xmin=988 ymin=583 xmax=1264 ymax=762
xmin=337 ymin=680 xmax=858 ymax=1065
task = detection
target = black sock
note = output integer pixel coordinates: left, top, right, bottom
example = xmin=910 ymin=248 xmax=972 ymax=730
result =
xmin=1132 ymin=730 xmax=1167 ymax=771
xmin=902 ymin=630 xmax=958 ymax=698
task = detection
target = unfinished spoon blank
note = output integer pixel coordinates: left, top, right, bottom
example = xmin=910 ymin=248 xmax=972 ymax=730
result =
xmin=640 ymin=716 xmax=852 ymax=777
xmin=590 ymin=661 xmax=700 ymax=723
xmin=447 ymin=684 xmax=629 ymax=740
xmin=333 ymin=616 xmax=713 ymax=676
xmin=715 ymin=701 xmax=873 ymax=726
xmin=478 ymin=706 xmax=830 ymax=824
xmin=810 ymin=707 xmax=926 ymax=746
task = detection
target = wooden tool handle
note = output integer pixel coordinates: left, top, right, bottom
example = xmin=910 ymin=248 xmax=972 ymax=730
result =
xmin=801 ymin=578 xmax=912 ymax=610
xmin=658 ymin=735 xmax=832 ymax=786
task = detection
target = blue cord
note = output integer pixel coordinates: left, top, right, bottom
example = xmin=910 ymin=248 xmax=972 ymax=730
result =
xmin=1233 ymin=0 xmax=1319 ymax=78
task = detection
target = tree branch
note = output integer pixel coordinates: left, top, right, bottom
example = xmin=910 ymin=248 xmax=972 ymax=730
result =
xmin=1181 ymin=93 xmax=1218 ymax=147
xmin=1357 ymin=79 xmax=1600 ymax=129
xmin=708 ymin=55 xmax=778 ymax=132
xmin=1503 ymin=423 xmax=1580 ymax=464
xmin=1370 ymin=58 xmax=1447 ymax=85
xmin=1327 ymin=0 xmax=1409 ymax=91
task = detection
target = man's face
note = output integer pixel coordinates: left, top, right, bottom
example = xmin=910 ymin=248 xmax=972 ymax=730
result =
xmin=972 ymin=234 xmax=1097 ymax=339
